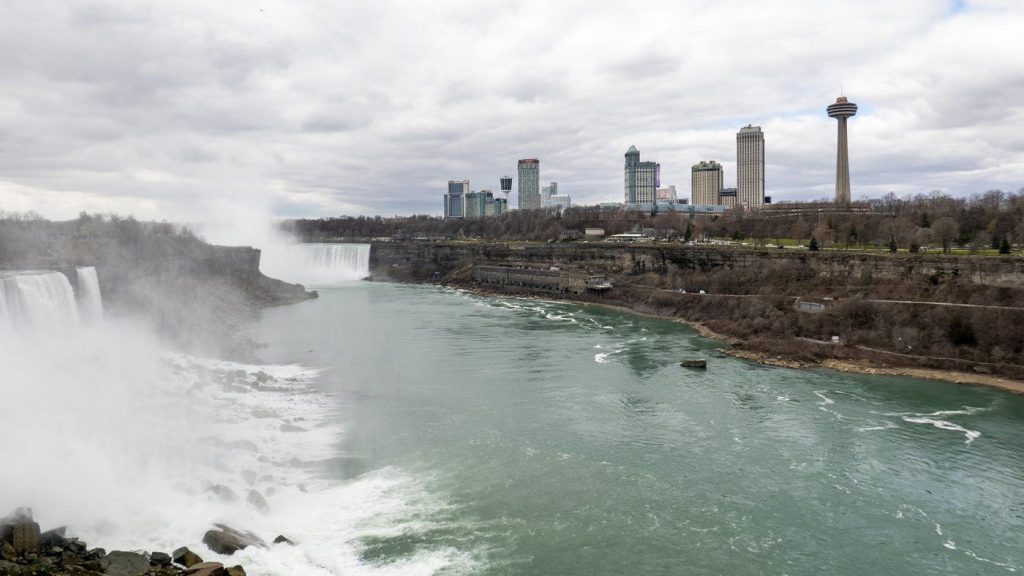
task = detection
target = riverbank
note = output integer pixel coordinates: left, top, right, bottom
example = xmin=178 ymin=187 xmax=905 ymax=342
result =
xmin=0 ymin=508 xmax=266 ymax=576
xmin=440 ymin=281 xmax=1024 ymax=395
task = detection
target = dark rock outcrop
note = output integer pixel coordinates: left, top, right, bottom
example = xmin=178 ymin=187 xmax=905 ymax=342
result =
xmin=172 ymin=547 xmax=203 ymax=568
xmin=183 ymin=561 xmax=228 ymax=576
xmin=0 ymin=508 xmax=40 ymax=555
xmin=201 ymin=525 xmax=266 ymax=556
xmin=104 ymin=550 xmax=150 ymax=576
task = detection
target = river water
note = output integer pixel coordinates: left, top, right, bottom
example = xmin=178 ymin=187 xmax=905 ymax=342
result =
xmin=248 ymin=280 xmax=1024 ymax=575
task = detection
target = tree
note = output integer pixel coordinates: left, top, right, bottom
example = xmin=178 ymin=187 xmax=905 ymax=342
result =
xmin=1000 ymin=237 xmax=1011 ymax=255
xmin=683 ymin=222 xmax=692 ymax=243
xmin=931 ymin=217 xmax=960 ymax=254
xmin=808 ymin=236 xmax=820 ymax=251
xmin=888 ymin=237 xmax=898 ymax=253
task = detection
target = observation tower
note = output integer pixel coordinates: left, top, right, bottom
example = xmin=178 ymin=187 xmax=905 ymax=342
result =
xmin=827 ymin=96 xmax=858 ymax=205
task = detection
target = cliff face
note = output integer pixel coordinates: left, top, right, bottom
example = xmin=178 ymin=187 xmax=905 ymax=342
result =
xmin=370 ymin=241 xmax=1024 ymax=296
xmin=369 ymin=241 xmax=1024 ymax=379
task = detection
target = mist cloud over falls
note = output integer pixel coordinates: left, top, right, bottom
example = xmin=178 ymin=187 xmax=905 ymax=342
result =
xmin=1 ymin=0 xmax=1023 ymax=220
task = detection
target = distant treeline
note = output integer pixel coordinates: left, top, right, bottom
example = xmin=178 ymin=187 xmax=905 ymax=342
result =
xmin=284 ymin=189 xmax=1024 ymax=253
xmin=0 ymin=211 xmax=205 ymax=267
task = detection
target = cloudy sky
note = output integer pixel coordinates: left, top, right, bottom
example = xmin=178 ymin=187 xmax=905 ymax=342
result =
xmin=1 ymin=0 xmax=1023 ymax=221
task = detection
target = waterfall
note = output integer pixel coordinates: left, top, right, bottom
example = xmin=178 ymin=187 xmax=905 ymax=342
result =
xmin=0 ymin=271 xmax=80 ymax=329
xmin=76 ymin=266 xmax=104 ymax=323
xmin=259 ymin=243 xmax=371 ymax=286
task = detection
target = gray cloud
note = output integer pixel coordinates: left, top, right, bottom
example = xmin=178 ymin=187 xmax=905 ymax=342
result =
xmin=0 ymin=0 xmax=1022 ymax=222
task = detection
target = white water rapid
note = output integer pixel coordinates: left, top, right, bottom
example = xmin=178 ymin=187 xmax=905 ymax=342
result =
xmin=259 ymin=243 xmax=371 ymax=286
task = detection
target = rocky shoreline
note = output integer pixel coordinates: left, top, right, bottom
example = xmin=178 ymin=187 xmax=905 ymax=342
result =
xmin=0 ymin=509 xmax=293 ymax=576
xmin=437 ymin=281 xmax=1024 ymax=395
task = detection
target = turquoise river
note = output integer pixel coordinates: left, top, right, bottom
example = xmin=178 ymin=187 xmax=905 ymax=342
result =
xmin=248 ymin=281 xmax=1024 ymax=575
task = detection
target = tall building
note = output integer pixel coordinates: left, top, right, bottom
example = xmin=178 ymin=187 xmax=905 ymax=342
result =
xmin=444 ymin=180 xmax=469 ymax=218
xmin=465 ymin=190 xmax=505 ymax=218
xmin=691 ymin=161 xmax=724 ymax=206
xmin=656 ymin=185 xmax=678 ymax=203
xmin=736 ymin=125 xmax=765 ymax=207
xmin=719 ymin=187 xmax=738 ymax=207
xmin=500 ymin=176 xmax=513 ymax=204
xmin=624 ymin=145 xmax=660 ymax=204
xmin=518 ymin=159 xmax=540 ymax=210
xmin=827 ymin=96 xmax=858 ymax=205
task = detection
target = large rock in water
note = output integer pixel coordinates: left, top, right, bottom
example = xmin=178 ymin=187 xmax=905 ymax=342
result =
xmin=173 ymin=546 xmax=204 ymax=568
xmin=202 ymin=524 xmax=267 ymax=555
xmin=184 ymin=561 xmax=229 ymax=576
xmin=104 ymin=550 xmax=150 ymax=576
xmin=0 ymin=507 xmax=40 ymax=555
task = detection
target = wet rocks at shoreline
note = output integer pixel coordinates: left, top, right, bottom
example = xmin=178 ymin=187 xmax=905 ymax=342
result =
xmin=0 ymin=509 xmax=258 ymax=576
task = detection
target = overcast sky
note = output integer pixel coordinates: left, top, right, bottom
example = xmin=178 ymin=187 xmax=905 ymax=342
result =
xmin=1 ymin=0 xmax=1023 ymax=222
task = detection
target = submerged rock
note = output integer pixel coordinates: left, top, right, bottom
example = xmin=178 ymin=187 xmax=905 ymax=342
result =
xmin=201 ymin=525 xmax=266 ymax=556
xmin=246 ymin=490 xmax=270 ymax=515
xmin=272 ymin=534 xmax=294 ymax=545
xmin=206 ymin=484 xmax=240 ymax=503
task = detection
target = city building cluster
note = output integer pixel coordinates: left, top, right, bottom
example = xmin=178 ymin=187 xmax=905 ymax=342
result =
xmin=441 ymin=95 xmax=856 ymax=217
xmin=686 ymin=125 xmax=768 ymax=210
xmin=443 ymin=158 xmax=571 ymax=219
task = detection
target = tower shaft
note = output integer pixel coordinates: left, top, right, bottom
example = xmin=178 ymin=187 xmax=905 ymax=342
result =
xmin=835 ymin=117 xmax=851 ymax=205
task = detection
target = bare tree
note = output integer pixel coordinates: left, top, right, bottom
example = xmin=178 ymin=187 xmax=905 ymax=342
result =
xmin=932 ymin=217 xmax=960 ymax=254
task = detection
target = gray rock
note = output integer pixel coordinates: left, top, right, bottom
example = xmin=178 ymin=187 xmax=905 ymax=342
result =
xmin=172 ymin=546 xmax=203 ymax=568
xmin=104 ymin=550 xmax=150 ymax=576
xmin=246 ymin=490 xmax=270 ymax=515
xmin=184 ymin=561 xmax=228 ymax=576
xmin=226 ymin=565 xmax=247 ymax=576
xmin=272 ymin=534 xmax=294 ymax=545
xmin=207 ymin=484 xmax=240 ymax=503
xmin=202 ymin=524 xmax=266 ymax=556
xmin=150 ymin=550 xmax=172 ymax=565
xmin=39 ymin=526 xmax=68 ymax=548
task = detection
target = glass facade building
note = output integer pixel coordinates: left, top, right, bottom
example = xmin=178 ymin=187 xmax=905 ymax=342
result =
xmin=518 ymin=159 xmax=541 ymax=210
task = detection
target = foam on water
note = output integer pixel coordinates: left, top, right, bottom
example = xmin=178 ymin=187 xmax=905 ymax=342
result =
xmin=0 ymin=293 xmax=473 ymax=574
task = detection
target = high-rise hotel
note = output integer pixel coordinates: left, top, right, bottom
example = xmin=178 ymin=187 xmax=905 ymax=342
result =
xmin=518 ymin=159 xmax=541 ymax=210
xmin=736 ymin=125 xmax=765 ymax=207
xmin=624 ymin=145 xmax=660 ymax=204
xmin=691 ymin=160 xmax=723 ymax=206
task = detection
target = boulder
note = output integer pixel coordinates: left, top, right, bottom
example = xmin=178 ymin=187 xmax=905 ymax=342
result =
xmin=246 ymin=490 xmax=270 ymax=515
xmin=39 ymin=526 xmax=68 ymax=548
xmin=150 ymin=551 xmax=172 ymax=565
xmin=184 ymin=561 xmax=229 ymax=576
xmin=104 ymin=550 xmax=150 ymax=576
xmin=172 ymin=546 xmax=203 ymax=568
xmin=272 ymin=535 xmax=294 ymax=545
xmin=202 ymin=525 xmax=266 ymax=556
xmin=0 ymin=508 xmax=40 ymax=555
xmin=226 ymin=565 xmax=246 ymax=576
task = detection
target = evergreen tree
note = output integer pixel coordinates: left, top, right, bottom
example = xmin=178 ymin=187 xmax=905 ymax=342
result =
xmin=888 ymin=237 xmax=898 ymax=253
xmin=1000 ymin=237 xmax=1011 ymax=254
xmin=683 ymin=222 xmax=692 ymax=243
xmin=808 ymin=236 xmax=820 ymax=251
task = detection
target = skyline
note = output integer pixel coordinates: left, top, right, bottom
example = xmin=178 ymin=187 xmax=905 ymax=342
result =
xmin=1 ymin=1 xmax=1023 ymax=222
